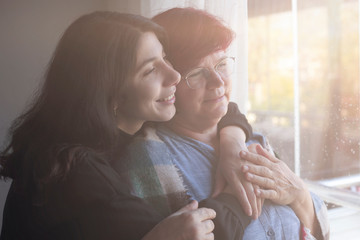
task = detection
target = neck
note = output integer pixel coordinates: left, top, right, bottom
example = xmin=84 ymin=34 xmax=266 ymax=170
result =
xmin=165 ymin=116 xmax=219 ymax=148
xmin=116 ymin=117 xmax=144 ymax=135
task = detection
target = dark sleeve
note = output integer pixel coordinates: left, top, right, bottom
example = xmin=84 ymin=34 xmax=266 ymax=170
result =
xmin=218 ymin=102 xmax=253 ymax=141
xmin=65 ymin=156 xmax=163 ymax=240
xmin=199 ymin=193 xmax=252 ymax=240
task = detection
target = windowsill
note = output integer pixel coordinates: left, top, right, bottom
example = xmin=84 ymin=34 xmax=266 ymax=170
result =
xmin=305 ymin=176 xmax=360 ymax=239
xmin=305 ymin=177 xmax=360 ymax=211
xmin=328 ymin=206 xmax=360 ymax=239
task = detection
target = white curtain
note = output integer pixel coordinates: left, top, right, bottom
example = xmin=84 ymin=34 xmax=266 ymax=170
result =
xmin=107 ymin=0 xmax=248 ymax=113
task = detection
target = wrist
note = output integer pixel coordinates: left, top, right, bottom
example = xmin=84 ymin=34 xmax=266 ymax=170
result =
xmin=290 ymin=189 xmax=312 ymax=213
xmin=219 ymin=127 xmax=247 ymax=153
xmin=290 ymin=190 xmax=318 ymax=232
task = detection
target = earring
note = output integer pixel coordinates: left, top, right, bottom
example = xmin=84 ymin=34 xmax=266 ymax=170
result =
xmin=113 ymin=106 xmax=117 ymax=117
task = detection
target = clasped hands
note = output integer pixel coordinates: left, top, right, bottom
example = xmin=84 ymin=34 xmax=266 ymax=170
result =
xmin=213 ymin=142 xmax=308 ymax=220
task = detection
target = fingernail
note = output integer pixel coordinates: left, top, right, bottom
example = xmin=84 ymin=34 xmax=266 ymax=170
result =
xmin=247 ymin=209 xmax=252 ymax=216
xmin=240 ymin=151 xmax=247 ymax=157
xmin=247 ymin=173 xmax=253 ymax=178
xmin=242 ymin=165 xmax=249 ymax=171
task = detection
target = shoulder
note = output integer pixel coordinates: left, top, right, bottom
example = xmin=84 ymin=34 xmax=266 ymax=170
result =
xmin=65 ymin=152 xmax=130 ymax=202
xmin=59 ymin=153 xmax=163 ymax=239
xmin=114 ymin=125 xmax=175 ymax=174
xmin=124 ymin=126 xmax=170 ymax=162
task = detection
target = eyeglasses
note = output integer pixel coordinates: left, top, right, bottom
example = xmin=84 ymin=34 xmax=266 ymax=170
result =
xmin=184 ymin=57 xmax=235 ymax=89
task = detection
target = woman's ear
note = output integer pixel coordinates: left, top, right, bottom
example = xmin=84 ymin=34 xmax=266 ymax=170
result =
xmin=113 ymin=93 xmax=127 ymax=117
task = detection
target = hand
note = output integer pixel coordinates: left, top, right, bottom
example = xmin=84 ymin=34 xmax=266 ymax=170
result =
xmin=240 ymin=145 xmax=322 ymax=238
xmin=214 ymin=126 xmax=263 ymax=219
xmin=240 ymin=144 xmax=308 ymax=207
xmin=246 ymin=144 xmax=265 ymax=215
xmin=142 ymin=200 xmax=216 ymax=240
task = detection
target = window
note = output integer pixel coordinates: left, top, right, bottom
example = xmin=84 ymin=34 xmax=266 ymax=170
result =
xmin=248 ymin=0 xmax=360 ymax=181
xmin=247 ymin=2 xmax=360 ymax=235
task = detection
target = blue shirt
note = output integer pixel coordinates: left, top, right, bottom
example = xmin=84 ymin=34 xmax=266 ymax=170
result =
xmin=156 ymin=125 xmax=329 ymax=240
xmin=156 ymin=125 xmax=217 ymax=201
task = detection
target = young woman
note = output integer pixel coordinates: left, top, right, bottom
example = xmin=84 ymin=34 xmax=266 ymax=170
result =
xmin=0 ymin=11 xmax=253 ymax=240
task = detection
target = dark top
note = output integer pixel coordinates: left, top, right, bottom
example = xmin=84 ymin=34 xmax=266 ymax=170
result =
xmin=200 ymin=193 xmax=251 ymax=239
xmin=219 ymin=102 xmax=253 ymax=141
xmin=1 ymin=151 xmax=162 ymax=240
xmin=0 ymin=102 xmax=252 ymax=240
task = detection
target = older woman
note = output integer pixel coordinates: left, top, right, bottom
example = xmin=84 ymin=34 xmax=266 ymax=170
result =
xmin=119 ymin=7 xmax=330 ymax=240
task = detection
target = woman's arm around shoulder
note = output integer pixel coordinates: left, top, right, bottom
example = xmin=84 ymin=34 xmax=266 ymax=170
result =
xmin=64 ymin=153 xmax=163 ymax=240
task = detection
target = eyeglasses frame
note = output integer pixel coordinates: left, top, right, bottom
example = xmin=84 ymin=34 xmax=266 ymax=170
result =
xmin=183 ymin=56 xmax=236 ymax=90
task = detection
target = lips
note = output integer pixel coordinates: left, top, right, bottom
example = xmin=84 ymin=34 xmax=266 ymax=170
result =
xmin=204 ymin=95 xmax=226 ymax=102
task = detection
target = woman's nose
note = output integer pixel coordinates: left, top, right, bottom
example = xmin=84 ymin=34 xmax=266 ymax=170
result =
xmin=164 ymin=63 xmax=181 ymax=86
xmin=206 ymin=70 xmax=224 ymax=89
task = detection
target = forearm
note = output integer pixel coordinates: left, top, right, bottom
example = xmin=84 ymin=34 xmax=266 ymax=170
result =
xmin=199 ymin=193 xmax=251 ymax=239
xmin=217 ymin=126 xmax=264 ymax=219
xmin=219 ymin=126 xmax=247 ymax=150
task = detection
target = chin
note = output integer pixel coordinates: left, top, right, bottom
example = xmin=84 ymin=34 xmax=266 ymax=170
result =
xmin=216 ymin=100 xmax=229 ymax=113
xmin=154 ymin=105 xmax=176 ymax=122
xmin=204 ymin=107 xmax=226 ymax=120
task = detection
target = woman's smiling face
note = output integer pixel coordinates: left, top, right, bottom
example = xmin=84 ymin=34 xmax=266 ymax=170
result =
xmin=173 ymin=51 xmax=232 ymax=127
xmin=117 ymin=32 xmax=180 ymax=131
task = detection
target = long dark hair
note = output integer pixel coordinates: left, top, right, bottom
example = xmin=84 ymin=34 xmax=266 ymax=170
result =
xmin=0 ymin=11 xmax=166 ymax=195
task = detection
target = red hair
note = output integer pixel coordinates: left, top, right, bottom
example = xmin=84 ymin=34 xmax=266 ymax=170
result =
xmin=152 ymin=7 xmax=235 ymax=75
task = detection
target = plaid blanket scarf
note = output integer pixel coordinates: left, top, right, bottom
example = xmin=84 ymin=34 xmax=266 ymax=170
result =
xmin=115 ymin=127 xmax=190 ymax=217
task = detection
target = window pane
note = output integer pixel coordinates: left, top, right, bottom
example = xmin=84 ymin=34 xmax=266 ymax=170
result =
xmin=298 ymin=0 xmax=360 ymax=180
xmin=248 ymin=9 xmax=296 ymax=170
xmin=248 ymin=0 xmax=360 ymax=181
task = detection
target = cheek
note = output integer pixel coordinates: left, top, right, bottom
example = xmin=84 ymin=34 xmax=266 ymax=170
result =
xmin=224 ymin=77 xmax=232 ymax=96
xmin=131 ymin=81 xmax=159 ymax=105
